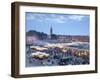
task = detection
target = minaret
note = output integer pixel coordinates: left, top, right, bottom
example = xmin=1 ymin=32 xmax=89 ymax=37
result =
xmin=50 ymin=26 xmax=53 ymax=39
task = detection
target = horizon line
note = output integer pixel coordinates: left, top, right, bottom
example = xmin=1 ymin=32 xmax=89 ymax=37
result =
xmin=26 ymin=30 xmax=89 ymax=36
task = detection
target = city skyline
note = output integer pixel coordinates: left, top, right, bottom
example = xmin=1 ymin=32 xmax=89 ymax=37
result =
xmin=26 ymin=12 xmax=90 ymax=36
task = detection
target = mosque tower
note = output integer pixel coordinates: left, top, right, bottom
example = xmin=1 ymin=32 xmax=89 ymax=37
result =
xmin=50 ymin=26 xmax=53 ymax=39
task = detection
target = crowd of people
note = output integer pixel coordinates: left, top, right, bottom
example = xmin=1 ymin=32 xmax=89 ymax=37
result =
xmin=26 ymin=45 xmax=89 ymax=67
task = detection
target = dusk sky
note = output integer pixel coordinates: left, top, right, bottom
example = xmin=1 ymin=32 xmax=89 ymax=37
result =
xmin=25 ymin=12 xmax=90 ymax=36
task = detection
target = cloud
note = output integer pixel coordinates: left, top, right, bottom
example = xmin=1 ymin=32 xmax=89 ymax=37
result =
xmin=45 ymin=18 xmax=65 ymax=23
xmin=26 ymin=13 xmax=46 ymax=20
xmin=45 ymin=15 xmax=68 ymax=23
xmin=26 ymin=13 xmax=85 ymax=23
xmin=53 ymin=18 xmax=66 ymax=23
xmin=26 ymin=14 xmax=35 ymax=20
xmin=68 ymin=15 xmax=85 ymax=21
xmin=26 ymin=13 xmax=69 ymax=23
xmin=44 ymin=14 xmax=85 ymax=23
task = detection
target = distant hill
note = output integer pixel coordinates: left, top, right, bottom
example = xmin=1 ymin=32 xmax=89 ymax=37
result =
xmin=26 ymin=30 xmax=48 ymax=40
